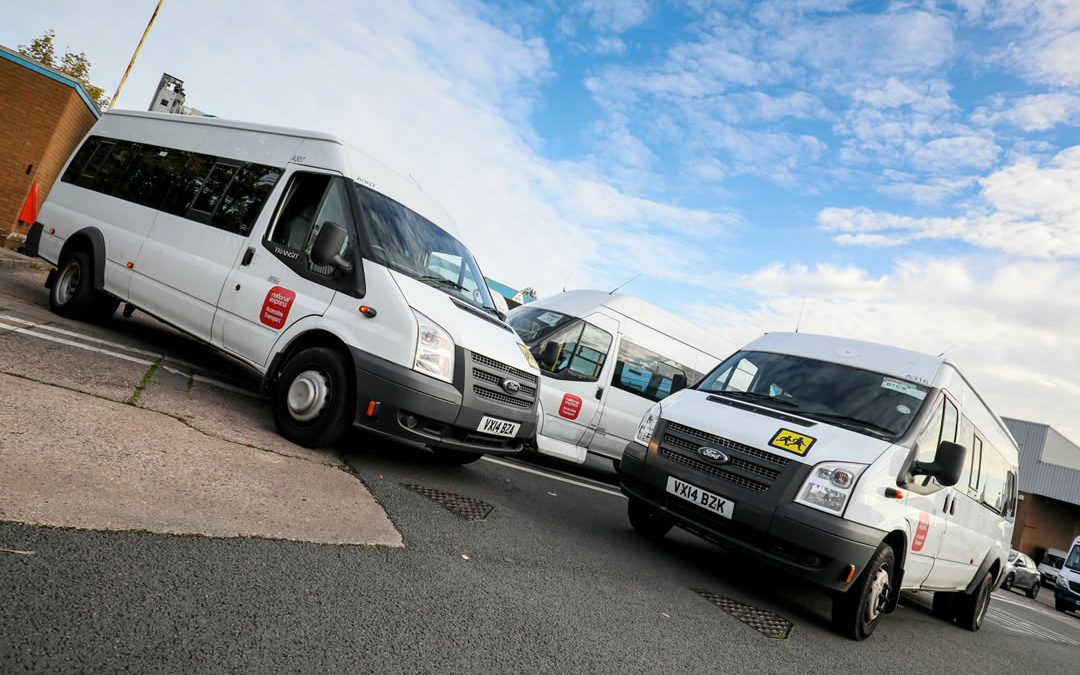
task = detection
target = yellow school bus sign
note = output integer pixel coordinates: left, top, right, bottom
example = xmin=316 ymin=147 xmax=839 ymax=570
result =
xmin=768 ymin=428 xmax=817 ymax=456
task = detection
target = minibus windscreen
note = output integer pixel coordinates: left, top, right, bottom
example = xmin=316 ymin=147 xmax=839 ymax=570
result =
xmin=507 ymin=308 xmax=577 ymax=345
xmin=352 ymin=183 xmax=495 ymax=311
xmin=697 ymin=350 xmax=929 ymax=440
xmin=1066 ymin=547 xmax=1080 ymax=573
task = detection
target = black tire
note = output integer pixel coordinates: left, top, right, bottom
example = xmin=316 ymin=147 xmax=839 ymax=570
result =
xmin=932 ymin=591 xmax=957 ymax=622
xmin=954 ymin=572 xmax=993 ymax=632
xmin=1026 ymin=581 xmax=1039 ymax=599
xmin=49 ymin=251 xmax=97 ymax=319
xmin=430 ymin=449 xmax=483 ymax=465
xmin=612 ymin=459 xmax=621 ymax=473
xmin=271 ymin=346 xmax=352 ymax=448
xmin=1056 ymin=599 xmax=1068 ymax=612
xmin=832 ymin=543 xmax=895 ymax=640
xmin=627 ymin=498 xmax=672 ymax=540
xmin=1001 ymin=573 xmax=1015 ymax=591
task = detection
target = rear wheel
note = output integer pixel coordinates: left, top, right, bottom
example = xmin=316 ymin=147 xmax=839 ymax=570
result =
xmin=932 ymin=591 xmax=957 ymax=622
xmin=1057 ymin=599 xmax=1069 ymax=612
xmin=1001 ymin=573 xmax=1015 ymax=591
xmin=1026 ymin=581 xmax=1040 ymax=599
xmin=955 ymin=572 xmax=993 ymax=632
xmin=627 ymin=498 xmax=672 ymax=540
xmin=832 ymin=543 xmax=895 ymax=640
xmin=272 ymin=346 xmax=352 ymax=448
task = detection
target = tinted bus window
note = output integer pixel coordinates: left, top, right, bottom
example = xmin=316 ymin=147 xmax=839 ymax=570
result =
xmin=611 ymin=339 xmax=703 ymax=403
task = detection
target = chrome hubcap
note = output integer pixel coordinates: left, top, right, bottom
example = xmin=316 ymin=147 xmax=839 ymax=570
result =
xmin=866 ymin=566 xmax=891 ymax=622
xmin=56 ymin=260 xmax=81 ymax=305
xmin=286 ymin=370 xmax=330 ymax=422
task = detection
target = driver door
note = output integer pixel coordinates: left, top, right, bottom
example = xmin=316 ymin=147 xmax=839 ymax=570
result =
xmin=213 ymin=168 xmax=354 ymax=368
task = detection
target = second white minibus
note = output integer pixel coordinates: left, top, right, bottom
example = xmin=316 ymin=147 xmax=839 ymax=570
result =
xmin=24 ymin=110 xmax=540 ymax=463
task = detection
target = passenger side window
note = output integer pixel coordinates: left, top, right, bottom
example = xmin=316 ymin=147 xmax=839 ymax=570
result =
xmin=914 ymin=398 xmax=944 ymax=463
xmin=611 ymin=339 xmax=703 ymax=403
xmin=941 ymin=398 xmax=958 ymax=444
xmin=188 ymin=162 xmax=240 ymax=219
xmin=214 ymin=164 xmax=283 ymax=235
xmin=266 ymin=173 xmax=352 ymax=277
xmin=968 ymin=435 xmax=983 ymax=494
xmin=534 ymin=321 xmax=613 ymax=382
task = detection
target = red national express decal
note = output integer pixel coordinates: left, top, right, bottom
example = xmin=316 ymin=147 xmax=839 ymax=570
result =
xmin=559 ymin=393 xmax=583 ymax=420
xmin=260 ymin=286 xmax=296 ymax=329
xmin=912 ymin=511 xmax=931 ymax=552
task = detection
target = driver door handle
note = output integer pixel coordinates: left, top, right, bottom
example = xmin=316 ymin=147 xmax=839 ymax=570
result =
xmin=595 ymin=387 xmax=604 ymax=400
xmin=241 ymin=247 xmax=255 ymax=266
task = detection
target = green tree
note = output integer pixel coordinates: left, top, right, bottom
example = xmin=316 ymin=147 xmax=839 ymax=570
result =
xmin=18 ymin=29 xmax=109 ymax=110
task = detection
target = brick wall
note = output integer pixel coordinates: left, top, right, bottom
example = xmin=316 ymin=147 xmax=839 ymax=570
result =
xmin=0 ymin=56 xmax=97 ymax=247
xmin=1014 ymin=492 xmax=1080 ymax=561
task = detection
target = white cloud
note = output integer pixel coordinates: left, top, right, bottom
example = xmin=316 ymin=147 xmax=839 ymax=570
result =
xmin=974 ymin=92 xmax=1080 ymax=131
xmin=685 ymin=256 xmax=1080 ymax=441
xmin=579 ymin=0 xmax=651 ymax=33
xmin=911 ymin=135 xmax=1000 ymax=171
xmin=819 ymin=144 xmax=1080 ymax=257
xmin=973 ymin=0 xmax=1080 ymax=87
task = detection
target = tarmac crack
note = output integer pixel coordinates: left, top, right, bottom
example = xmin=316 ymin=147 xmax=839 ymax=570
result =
xmin=0 ymin=370 xmax=343 ymax=470
xmin=126 ymin=357 xmax=163 ymax=405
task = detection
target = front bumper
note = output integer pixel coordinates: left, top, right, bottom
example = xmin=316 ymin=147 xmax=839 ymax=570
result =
xmin=619 ymin=440 xmax=885 ymax=593
xmin=1056 ymin=584 xmax=1080 ymax=610
xmin=348 ymin=346 xmax=537 ymax=456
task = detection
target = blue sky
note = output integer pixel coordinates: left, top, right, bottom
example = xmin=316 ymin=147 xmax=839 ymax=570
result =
xmin=4 ymin=1 xmax=1080 ymax=439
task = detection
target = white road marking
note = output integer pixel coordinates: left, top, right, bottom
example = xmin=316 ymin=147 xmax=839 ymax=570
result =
xmin=0 ymin=319 xmax=257 ymax=397
xmin=986 ymin=605 xmax=1080 ymax=647
xmin=992 ymin=590 xmax=1080 ymax=630
xmin=1 ymin=315 xmax=161 ymax=358
xmin=481 ymin=456 xmax=625 ymax=498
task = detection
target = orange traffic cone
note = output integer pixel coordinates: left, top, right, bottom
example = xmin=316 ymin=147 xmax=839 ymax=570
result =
xmin=18 ymin=182 xmax=41 ymax=224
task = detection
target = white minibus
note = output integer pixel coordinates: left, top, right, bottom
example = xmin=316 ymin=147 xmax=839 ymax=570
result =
xmin=1054 ymin=536 xmax=1080 ymax=614
xmin=618 ymin=332 xmax=1019 ymax=639
xmin=23 ymin=111 xmax=539 ymax=463
xmin=507 ymin=291 xmax=723 ymax=465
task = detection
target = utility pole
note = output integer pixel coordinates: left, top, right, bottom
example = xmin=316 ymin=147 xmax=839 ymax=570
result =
xmin=109 ymin=0 xmax=165 ymax=109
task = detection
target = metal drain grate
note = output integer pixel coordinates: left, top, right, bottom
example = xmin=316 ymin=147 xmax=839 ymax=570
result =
xmin=692 ymin=589 xmax=795 ymax=639
xmin=402 ymin=484 xmax=494 ymax=521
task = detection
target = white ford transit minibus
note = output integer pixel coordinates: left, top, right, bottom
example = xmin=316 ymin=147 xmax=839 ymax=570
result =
xmin=1055 ymin=536 xmax=1080 ymax=614
xmin=507 ymin=291 xmax=722 ymax=465
xmin=618 ymin=332 xmax=1019 ymax=639
xmin=24 ymin=111 xmax=539 ymax=462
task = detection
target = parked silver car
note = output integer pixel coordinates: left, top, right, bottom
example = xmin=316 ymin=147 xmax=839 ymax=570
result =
xmin=1001 ymin=550 xmax=1041 ymax=599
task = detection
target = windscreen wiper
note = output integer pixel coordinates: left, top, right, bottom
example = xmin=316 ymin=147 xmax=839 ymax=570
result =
xmin=419 ymin=275 xmax=468 ymax=293
xmin=799 ymin=412 xmax=895 ymax=437
xmin=711 ymin=390 xmax=801 ymax=409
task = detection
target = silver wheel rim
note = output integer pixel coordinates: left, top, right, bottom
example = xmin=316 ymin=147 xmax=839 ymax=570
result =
xmin=976 ymin=581 xmax=991 ymax=628
xmin=56 ymin=260 xmax=81 ymax=305
xmin=866 ymin=565 xmax=891 ymax=622
xmin=286 ymin=370 xmax=330 ymax=422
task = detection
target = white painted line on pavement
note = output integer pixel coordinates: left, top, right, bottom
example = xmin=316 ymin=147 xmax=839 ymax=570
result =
xmin=481 ymin=456 xmax=625 ymax=498
xmin=1 ymin=315 xmax=161 ymax=358
xmin=986 ymin=606 xmax=1080 ymax=646
xmin=992 ymin=590 xmax=1080 ymax=630
xmin=0 ymin=320 xmax=258 ymax=397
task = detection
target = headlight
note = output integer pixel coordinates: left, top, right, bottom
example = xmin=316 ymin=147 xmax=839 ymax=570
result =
xmin=1057 ymin=575 xmax=1069 ymax=588
xmin=795 ymin=461 xmax=867 ymax=515
xmin=412 ymin=310 xmax=454 ymax=383
xmin=634 ymin=406 xmax=661 ymax=446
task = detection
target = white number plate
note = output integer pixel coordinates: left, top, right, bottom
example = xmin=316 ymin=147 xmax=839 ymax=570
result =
xmin=666 ymin=476 xmax=734 ymax=519
xmin=477 ymin=416 xmax=520 ymax=438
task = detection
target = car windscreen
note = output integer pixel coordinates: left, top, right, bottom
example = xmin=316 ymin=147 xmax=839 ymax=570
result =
xmin=507 ymin=308 xmax=578 ymax=346
xmin=1066 ymin=547 xmax=1080 ymax=573
xmin=1008 ymin=551 xmax=1019 ymax=562
xmin=697 ymin=350 xmax=930 ymax=440
xmin=1044 ymin=554 xmax=1065 ymax=569
xmin=351 ymin=183 xmax=495 ymax=311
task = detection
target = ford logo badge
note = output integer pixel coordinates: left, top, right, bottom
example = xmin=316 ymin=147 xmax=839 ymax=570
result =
xmin=501 ymin=378 xmax=522 ymax=394
xmin=698 ymin=447 xmax=729 ymax=463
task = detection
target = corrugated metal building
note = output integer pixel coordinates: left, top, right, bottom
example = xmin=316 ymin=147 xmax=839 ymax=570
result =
xmin=1003 ymin=417 xmax=1080 ymax=559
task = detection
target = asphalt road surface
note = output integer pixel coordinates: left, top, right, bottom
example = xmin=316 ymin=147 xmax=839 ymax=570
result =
xmin=1 ymin=265 xmax=1078 ymax=672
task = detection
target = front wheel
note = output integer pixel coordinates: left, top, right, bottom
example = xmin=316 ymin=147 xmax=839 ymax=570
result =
xmin=272 ymin=347 xmax=352 ymax=448
xmin=832 ymin=543 xmax=895 ymax=640
xmin=627 ymin=498 xmax=672 ymax=540
xmin=1026 ymin=582 xmax=1039 ymax=600
xmin=1057 ymin=599 xmax=1069 ymax=613
xmin=955 ymin=572 xmax=993 ymax=632
xmin=1001 ymin=573 xmax=1015 ymax=591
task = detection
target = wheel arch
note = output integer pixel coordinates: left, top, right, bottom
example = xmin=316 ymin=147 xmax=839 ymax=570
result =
xmin=262 ymin=327 xmax=355 ymax=396
xmin=882 ymin=529 xmax=908 ymax=612
xmin=57 ymin=227 xmax=107 ymax=291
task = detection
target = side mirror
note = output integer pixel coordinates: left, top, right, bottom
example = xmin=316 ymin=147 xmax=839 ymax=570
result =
xmin=671 ymin=373 xmax=688 ymax=393
xmin=538 ymin=341 xmax=560 ymax=369
xmin=310 ymin=221 xmax=352 ymax=273
xmin=914 ymin=440 xmax=966 ymax=487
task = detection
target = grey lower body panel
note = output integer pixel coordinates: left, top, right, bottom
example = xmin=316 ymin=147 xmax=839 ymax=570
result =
xmin=619 ymin=446 xmax=885 ymax=593
xmin=348 ymin=347 xmax=537 ymax=456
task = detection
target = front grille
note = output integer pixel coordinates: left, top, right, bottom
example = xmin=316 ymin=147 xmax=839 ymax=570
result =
xmin=1071 ymin=581 xmax=1080 ymax=594
xmin=666 ymin=421 xmax=791 ymax=467
xmin=664 ymin=434 xmax=781 ymax=480
xmin=472 ymin=368 xmax=537 ymax=398
xmin=473 ymin=385 xmax=532 ymax=409
xmin=659 ymin=421 xmax=794 ymax=493
xmin=662 ymin=447 xmax=769 ymax=492
xmin=469 ymin=352 xmax=537 ymax=411
xmin=471 ymin=353 xmax=538 ymax=385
